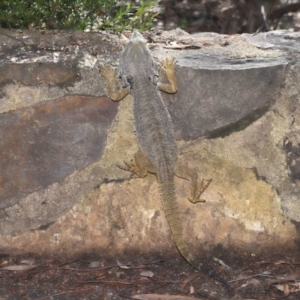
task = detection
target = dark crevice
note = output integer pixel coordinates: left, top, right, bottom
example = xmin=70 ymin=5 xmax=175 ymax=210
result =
xmin=206 ymin=100 xmax=273 ymax=139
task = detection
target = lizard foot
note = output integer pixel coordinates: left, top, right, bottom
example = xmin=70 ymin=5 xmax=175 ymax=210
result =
xmin=117 ymin=159 xmax=148 ymax=179
xmin=158 ymin=57 xmax=178 ymax=94
xmin=117 ymin=151 xmax=154 ymax=179
xmin=175 ymin=163 xmax=212 ymax=204
xmin=188 ymin=178 xmax=212 ymax=203
xmin=161 ymin=57 xmax=177 ymax=74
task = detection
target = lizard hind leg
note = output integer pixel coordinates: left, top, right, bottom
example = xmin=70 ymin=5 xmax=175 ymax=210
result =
xmin=117 ymin=150 xmax=155 ymax=179
xmin=175 ymin=162 xmax=212 ymax=203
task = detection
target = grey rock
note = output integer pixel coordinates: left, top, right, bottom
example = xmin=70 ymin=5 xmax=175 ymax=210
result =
xmin=165 ymin=55 xmax=289 ymax=139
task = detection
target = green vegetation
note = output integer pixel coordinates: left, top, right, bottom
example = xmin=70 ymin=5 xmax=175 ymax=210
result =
xmin=0 ymin=0 xmax=159 ymax=31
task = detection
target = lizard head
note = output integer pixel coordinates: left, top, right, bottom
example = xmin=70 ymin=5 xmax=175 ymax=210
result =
xmin=119 ymin=31 xmax=158 ymax=85
xmin=129 ymin=30 xmax=147 ymax=44
xmin=123 ymin=30 xmax=149 ymax=62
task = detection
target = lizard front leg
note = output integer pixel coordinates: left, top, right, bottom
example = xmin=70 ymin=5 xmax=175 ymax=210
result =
xmin=100 ymin=66 xmax=130 ymax=101
xmin=175 ymin=163 xmax=212 ymax=203
xmin=158 ymin=57 xmax=178 ymax=94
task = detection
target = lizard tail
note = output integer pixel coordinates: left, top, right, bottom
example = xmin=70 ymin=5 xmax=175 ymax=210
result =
xmin=159 ymin=180 xmax=232 ymax=295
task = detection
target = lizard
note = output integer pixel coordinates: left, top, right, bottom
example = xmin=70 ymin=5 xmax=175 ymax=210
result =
xmin=100 ymin=30 xmax=232 ymax=294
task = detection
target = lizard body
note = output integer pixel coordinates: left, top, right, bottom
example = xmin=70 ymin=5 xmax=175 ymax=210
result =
xmin=100 ymin=31 xmax=231 ymax=294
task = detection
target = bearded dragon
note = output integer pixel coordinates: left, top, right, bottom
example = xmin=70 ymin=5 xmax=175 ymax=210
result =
xmin=100 ymin=31 xmax=232 ymax=294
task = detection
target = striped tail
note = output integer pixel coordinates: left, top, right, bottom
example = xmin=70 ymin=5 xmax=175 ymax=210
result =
xmin=159 ymin=180 xmax=232 ymax=295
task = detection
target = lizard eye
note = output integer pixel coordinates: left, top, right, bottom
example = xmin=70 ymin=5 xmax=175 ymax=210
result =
xmin=126 ymin=75 xmax=134 ymax=88
xmin=121 ymin=75 xmax=133 ymax=88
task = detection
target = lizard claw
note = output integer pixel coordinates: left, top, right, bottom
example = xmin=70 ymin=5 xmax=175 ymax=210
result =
xmin=117 ymin=159 xmax=146 ymax=179
xmin=116 ymin=162 xmax=138 ymax=179
xmin=188 ymin=178 xmax=212 ymax=203
xmin=161 ymin=57 xmax=177 ymax=73
xmin=158 ymin=57 xmax=178 ymax=93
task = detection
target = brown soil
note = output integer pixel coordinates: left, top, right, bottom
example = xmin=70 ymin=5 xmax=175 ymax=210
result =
xmin=1 ymin=250 xmax=300 ymax=299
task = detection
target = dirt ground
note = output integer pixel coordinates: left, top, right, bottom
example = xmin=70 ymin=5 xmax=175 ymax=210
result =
xmin=1 ymin=249 xmax=300 ymax=300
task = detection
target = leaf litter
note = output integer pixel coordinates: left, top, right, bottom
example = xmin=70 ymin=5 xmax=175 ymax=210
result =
xmin=0 ymin=251 xmax=300 ymax=299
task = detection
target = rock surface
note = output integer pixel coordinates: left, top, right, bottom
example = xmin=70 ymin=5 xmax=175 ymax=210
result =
xmin=0 ymin=29 xmax=299 ymax=259
xmin=0 ymin=95 xmax=117 ymax=209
